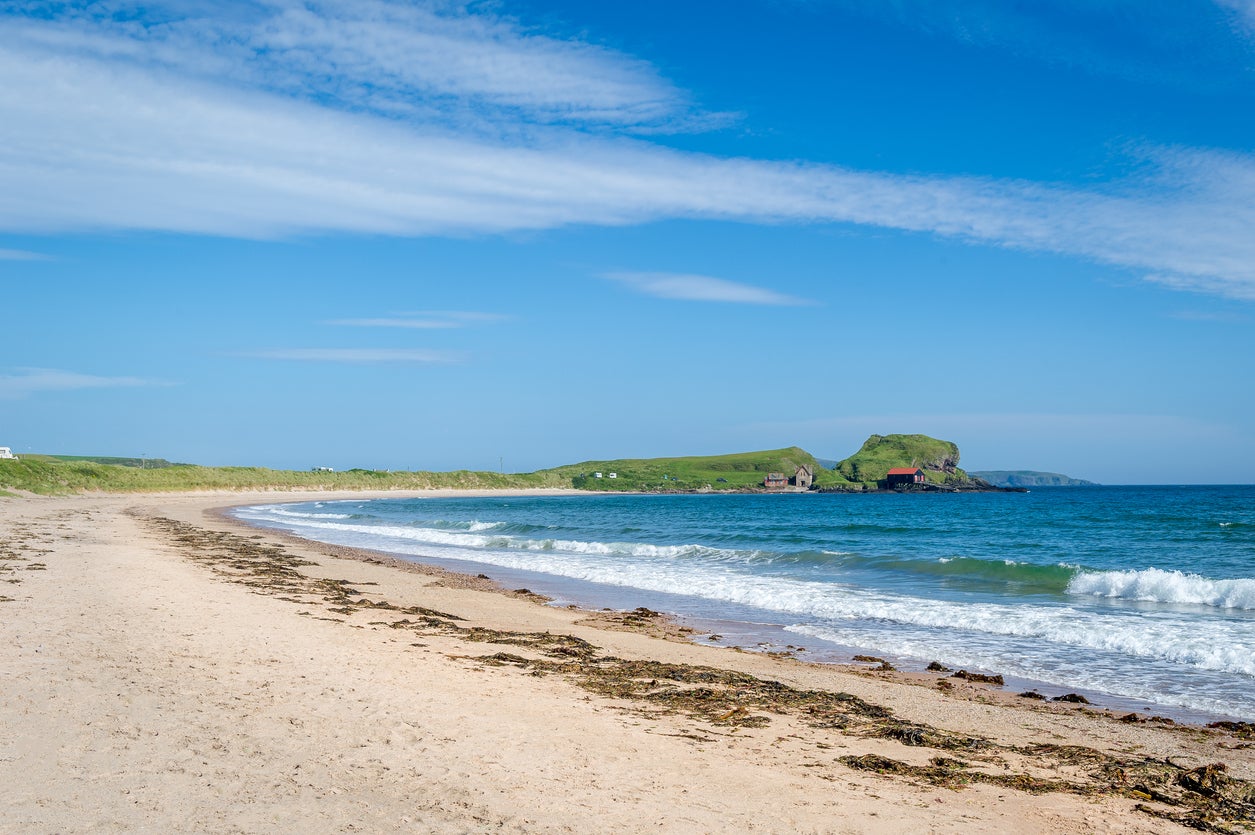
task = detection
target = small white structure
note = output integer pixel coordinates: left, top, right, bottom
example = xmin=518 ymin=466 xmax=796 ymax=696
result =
xmin=311 ymin=466 xmax=334 ymax=473
xmin=608 ymin=472 xmax=618 ymax=479
xmin=0 ymin=447 xmax=16 ymax=460
xmin=593 ymin=472 xmax=603 ymax=478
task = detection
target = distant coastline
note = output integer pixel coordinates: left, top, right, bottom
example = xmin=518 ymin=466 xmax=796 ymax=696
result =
xmin=971 ymin=470 xmax=1098 ymax=488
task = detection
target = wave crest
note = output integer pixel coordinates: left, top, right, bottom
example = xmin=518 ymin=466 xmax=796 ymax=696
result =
xmin=1067 ymin=568 xmax=1255 ymax=610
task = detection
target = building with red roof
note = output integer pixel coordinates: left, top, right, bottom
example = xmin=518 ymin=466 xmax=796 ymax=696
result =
xmin=885 ymin=467 xmax=925 ymax=486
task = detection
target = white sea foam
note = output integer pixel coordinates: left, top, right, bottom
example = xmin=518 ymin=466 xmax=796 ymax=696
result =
xmin=783 ymin=622 xmax=1254 ymax=719
xmin=238 ymin=504 xmax=1255 ymax=679
xmin=261 ymin=507 xmax=352 ymax=520
xmin=236 ymin=509 xmax=730 ymax=561
xmin=1067 ymin=568 xmax=1255 ymax=611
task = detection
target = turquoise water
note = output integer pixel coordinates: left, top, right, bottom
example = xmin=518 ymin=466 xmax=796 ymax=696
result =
xmin=235 ymin=486 xmax=1255 ymax=721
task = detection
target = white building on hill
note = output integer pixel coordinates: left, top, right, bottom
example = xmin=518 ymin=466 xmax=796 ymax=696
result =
xmin=0 ymin=447 xmax=17 ymax=460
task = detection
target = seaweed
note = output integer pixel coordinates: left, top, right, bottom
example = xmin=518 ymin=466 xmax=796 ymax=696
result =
xmin=136 ymin=511 xmax=1255 ymax=833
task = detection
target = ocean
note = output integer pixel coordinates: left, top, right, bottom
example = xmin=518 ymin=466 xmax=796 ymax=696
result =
xmin=233 ymin=486 xmax=1255 ymax=722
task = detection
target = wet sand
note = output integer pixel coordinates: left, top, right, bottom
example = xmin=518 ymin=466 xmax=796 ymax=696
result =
xmin=3 ymin=491 xmax=1253 ymax=833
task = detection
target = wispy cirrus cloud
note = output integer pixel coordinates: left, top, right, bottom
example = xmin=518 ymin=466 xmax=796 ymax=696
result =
xmin=1215 ymin=0 xmax=1255 ymax=31
xmin=1166 ymin=309 xmax=1248 ymax=323
xmin=4 ymin=0 xmax=701 ymax=131
xmin=1 ymin=4 xmax=1254 ymax=301
xmin=0 ymin=248 xmax=50 ymax=261
xmin=744 ymin=411 xmax=1230 ymax=440
xmin=605 ymin=272 xmax=813 ymax=306
xmin=0 ymin=368 xmax=167 ymax=399
xmin=328 ymin=311 xmax=508 ymax=328
xmin=244 ymin=348 xmax=464 ymax=363
xmin=827 ymin=0 xmax=1255 ymax=87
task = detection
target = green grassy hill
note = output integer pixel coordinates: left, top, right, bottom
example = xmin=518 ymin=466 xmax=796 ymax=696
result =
xmin=2 ymin=436 xmax=992 ymax=497
xmin=832 ymin=434 xmax=969 ymax=487
xmin=26 ymin=454 xmax=181 ymax=468
xmin=0 ymin=457 xmax=564 ymax=496
xmin=536 ymin=447 xmax=827 ymax=492
xmin=0 ymin=447 xmax=826 ymax=496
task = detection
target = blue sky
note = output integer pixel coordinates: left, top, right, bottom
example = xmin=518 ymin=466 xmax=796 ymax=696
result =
xmin=2 ymin=0 xmax=1254 ymax=483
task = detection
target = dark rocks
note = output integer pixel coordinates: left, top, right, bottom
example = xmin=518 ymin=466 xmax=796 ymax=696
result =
xmin=1052 ymin=693 xmax=1091 ymax=704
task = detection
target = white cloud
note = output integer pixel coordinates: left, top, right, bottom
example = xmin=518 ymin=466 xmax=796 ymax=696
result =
xmin=1215 ymin=0 xmax=1255 ymax=29
xmin=0 ymin=248 xmax=50 ymax=260
xmin=604 ymin=272 xmax=813 ymax=306
xmin=830 ymin=0 xmax=1255 ymax=87
xmin=1 ymin=8 xmax=1254 ymax=301
xmin=328 ymin=311 xmax=507 ymax=328
xmin=245 ymin=348 xmax=464 ymax=363
xmin=4 ymin=1 xmax=695 ymax=130
xmin=328 ymin=318 xmax=462 ymax=329
xmin=749 ymin=411 xmax=1228 ymax=438
xmin=0 ymin=368 xmax=164 ymax=399
xmin=1167 ymin=309 xmax=1248 ymax=323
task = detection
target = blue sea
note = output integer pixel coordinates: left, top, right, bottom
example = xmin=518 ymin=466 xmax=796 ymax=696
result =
xmin=234 ymin=486 xmax=1255 ymax=722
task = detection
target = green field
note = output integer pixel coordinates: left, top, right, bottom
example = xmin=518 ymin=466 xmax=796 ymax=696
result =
xmin=0 ymin=457 xmax=564 ymax=496
xmin=0 ymin=446 xmax=841 ymax=496
xmin=0 ymin=434 xmax=983 ymax=496
xmin=536 ymin=446 xmax=836 ymax=492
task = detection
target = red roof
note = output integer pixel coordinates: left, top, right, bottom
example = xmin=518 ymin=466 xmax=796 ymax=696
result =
xmin=886 ymin=467 xmax=923 ymax=475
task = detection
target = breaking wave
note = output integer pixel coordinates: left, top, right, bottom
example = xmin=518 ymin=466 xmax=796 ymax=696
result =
xmin=1067 ymin=568 xmax=1255 ymax=611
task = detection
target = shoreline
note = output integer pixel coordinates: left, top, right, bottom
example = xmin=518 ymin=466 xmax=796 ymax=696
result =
xmin=224 ymin=490 xmax=1248 ymax=727
xmin=4 ymin=490 xmax=1254 ymax=833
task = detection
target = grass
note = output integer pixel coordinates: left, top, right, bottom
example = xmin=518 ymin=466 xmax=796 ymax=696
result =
xmin=0 ymin=457 xmax=565 ymax=496
xmin=535 ymin=446 xmax=827 ymax=492
xmin=36 ymin=454 xmax=182 ymax=468
xmin=2 ymin=449 xmax=831 ymax=496
xmin=2 ymin=435 xmax=988 ymax=496
xmin=832 ymin=434 xmax=971 ymax=485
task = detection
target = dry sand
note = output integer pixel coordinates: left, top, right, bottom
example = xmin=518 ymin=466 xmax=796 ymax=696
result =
xmin=3 ymin=491 xmax=1253 ymax=834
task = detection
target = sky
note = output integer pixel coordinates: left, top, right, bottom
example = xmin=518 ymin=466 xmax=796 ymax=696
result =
xmin=2 ymin=0 xmax=1254 ymax=483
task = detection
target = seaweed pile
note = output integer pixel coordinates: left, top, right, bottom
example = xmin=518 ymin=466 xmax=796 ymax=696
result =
xmin=137 ymin=512 xmax=1255 ymax=833
xmin=0 ymin=518 xmax=51 ymax=601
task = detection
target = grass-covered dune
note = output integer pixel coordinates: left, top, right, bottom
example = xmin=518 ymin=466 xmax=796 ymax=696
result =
xmin=1 ymin=447 xmax=839 ymax=496
xmin=535 ymin=447 xmax=832 ymax=492
xmin=0 ymin=457 xmax=564 ymax=496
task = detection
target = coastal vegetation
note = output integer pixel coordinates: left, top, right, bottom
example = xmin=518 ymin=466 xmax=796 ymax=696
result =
xmin=1 ymin=434 xmax=999 ymax=495
xmin=0 ymin=456 xmax=565 ymax=496
xmin=832 ymin=434 xmax=969 ymax=486
xmin=537 ymin=447 xmax=825 ymax=492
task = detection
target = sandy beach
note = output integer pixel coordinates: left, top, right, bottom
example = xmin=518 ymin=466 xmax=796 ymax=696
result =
xmin=3 ymin=491 xmax=1253 ymax=833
